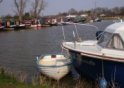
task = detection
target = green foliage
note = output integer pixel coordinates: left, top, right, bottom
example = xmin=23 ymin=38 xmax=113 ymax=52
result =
xmin=0 ymin=67 xmax=17 ymax=84
xmin=23 ymin=12 xmax=34 ymax=20
xmin=0 ymin=67 xmax=52 ymax=88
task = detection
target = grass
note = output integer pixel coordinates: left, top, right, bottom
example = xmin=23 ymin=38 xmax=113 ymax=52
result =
xmin=0 ymin=67 xmax=98 ymax=88
xmin=32 ymin=73 xmax=95 ymax=88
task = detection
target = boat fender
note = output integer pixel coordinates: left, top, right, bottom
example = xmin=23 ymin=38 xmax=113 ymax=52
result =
xmin=99 ymin=77 xmax=107 ymax=88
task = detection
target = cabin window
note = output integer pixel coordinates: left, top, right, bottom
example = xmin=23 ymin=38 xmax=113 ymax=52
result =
xmin=98 ymin=32 xmax=113 ymax=47
xmin=107 ymin=34 xmax=124 ymax=50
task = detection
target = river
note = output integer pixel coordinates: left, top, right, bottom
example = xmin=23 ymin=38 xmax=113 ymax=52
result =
xmin=0 ymin=20 xmax=113 ymax=81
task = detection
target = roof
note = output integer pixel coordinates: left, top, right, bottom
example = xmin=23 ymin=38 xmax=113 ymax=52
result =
xmin=105 ymin=22 xmax=124 ymax=33
xmin=105 ymin=22 xmax=124 ymax=41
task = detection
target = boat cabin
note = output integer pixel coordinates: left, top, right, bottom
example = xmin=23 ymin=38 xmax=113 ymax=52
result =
xmin=97 ymin=22 xmax=124 ymax=50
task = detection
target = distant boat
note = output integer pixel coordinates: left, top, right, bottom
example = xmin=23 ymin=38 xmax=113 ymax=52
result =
xmin=36 ymin=54 xmax=71 ymax=80
xmin=62 ymin=22 xmax=124 ymax=87
xmin=31 ymin=19 xmax=42 ymax=29
xmin=94 ymin=17 xmax=102 ymax=22
xmin=31 ymin=24 xmax=42 ymax=28
xmin=0 ymin=24 xmax=4 ymax=30
xmin=3 ymin=20 xmax=15 ymax=31
xmin=14 ymin=24 xmax=26 ymax=30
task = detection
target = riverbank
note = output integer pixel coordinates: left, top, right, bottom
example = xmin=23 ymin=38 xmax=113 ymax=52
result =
xmin=0 ymin=67 xmax=98 ymax=88
xmin=0 ymin=67 xmax=53 ymax=88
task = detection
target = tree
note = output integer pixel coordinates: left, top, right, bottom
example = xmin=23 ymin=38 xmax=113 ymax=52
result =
xmin=23 ymin=12 xmax=33 ymax=20
xmin=120 ymin=7 xmax=124 ymax=15
xmin=31 ymin=0 xmax=47 ymax=18
xmin=5 ymin=14 xmax=13 ymax=20
xmin=14 ymin=0 xmax=27 ymax=22
xmin=68 ymin=8 xmax=77 ymax=15
xmin=112 ymin=7 xmax=121 ymax=16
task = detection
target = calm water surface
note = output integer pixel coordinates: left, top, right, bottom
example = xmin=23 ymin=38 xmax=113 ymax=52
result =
xmin=0 ymin=21 xmax=113 ymax=81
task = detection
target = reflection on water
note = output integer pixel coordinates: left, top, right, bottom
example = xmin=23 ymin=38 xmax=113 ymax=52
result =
xmin=0 ymin=21 xmax=112 ymax=80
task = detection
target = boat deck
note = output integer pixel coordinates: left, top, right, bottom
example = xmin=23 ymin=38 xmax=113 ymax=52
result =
xmin=63 ymin=41 xmax=102 ymax=55
xmin=63 ymin=41 xmax=124 ymax=62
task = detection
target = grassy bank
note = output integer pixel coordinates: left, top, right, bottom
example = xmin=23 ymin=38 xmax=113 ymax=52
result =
xmin=0 ymin=67 xmax=46 ymax=88
xmin=0 ymin=67 xmax=97 ymax=88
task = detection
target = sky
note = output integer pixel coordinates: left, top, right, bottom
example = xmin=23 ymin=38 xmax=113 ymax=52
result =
xmin=0 ymin=0 xmax=124 ymax=16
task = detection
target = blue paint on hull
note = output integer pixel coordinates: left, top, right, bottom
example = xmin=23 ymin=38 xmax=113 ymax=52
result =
xmin=70 ymin=51 xmax=124 ymax=88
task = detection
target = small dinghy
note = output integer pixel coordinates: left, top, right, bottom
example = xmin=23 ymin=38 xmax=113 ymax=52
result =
xmin=36 ymin=54 xmax=71 ymax=80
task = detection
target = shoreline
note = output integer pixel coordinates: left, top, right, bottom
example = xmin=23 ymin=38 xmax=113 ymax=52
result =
xmin=0 ymin=66 xmax=96 ymax=88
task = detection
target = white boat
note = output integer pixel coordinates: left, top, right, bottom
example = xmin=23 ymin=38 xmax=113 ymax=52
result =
xmin=31 ymin=24 xmax=42 ymax=28
xmin=36 ymin=54 xmax=71 ymax=80
xmin=62 ymin=22 xmax=124 ymax=87
xmin=14 ymin=24 xmax=26 ymax=30
xmin=31 ymin=19 xmax=42 ymax=28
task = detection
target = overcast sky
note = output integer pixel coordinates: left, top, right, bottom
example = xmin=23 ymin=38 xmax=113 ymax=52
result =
xmin=0 ymin=0 xmax=124 ymax=16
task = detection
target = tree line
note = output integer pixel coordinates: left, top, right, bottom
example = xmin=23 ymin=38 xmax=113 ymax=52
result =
xmin=58 ymin=7 xmax=124 ymax=18
xmin=0 ymin=0 xmax=124 ymax=21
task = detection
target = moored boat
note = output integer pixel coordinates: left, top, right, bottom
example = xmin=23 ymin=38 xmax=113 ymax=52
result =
xmin=62 ymin=22 xmax=124 ymax=87
xmin=31 ymin=19 xmax=42 ymax=29
xmin=0 ymin=20 xmax=5 ymax=31
xmin=0 ymin=26 xmax=4 ymax=31
xmin=31 ymin=24 xmax=42 ymax=28
xmin=36 ymin=54 xmax=71 ymax=80
xmin=14 ymin=24 xmax=26 ymax=30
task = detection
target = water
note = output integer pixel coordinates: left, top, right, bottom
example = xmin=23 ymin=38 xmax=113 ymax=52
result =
xmin=0 ymin=20 xmax=113 ymax=81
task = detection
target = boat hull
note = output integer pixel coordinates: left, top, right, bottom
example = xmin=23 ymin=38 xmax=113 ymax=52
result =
xmin=38 ymin=65 xmax=70 ymax=80
xmin=69 ymin=50 xmax=124 ymax=87
xmin=36 ymin=54 xmax=71 ymax=80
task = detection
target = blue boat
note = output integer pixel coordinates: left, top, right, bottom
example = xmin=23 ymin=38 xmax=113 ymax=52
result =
xmin=62 ymin=22 xmax=124 ymax=88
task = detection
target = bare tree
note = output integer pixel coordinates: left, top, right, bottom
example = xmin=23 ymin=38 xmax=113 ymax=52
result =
xmin=14 ymin=0 xmax=27 ymax=22
xmin=31 ymin=0 xmax=47 ymax=18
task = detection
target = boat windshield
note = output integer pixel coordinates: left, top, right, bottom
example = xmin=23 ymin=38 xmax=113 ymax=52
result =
xmin=98 ymin=32 xmax=113 ymax=47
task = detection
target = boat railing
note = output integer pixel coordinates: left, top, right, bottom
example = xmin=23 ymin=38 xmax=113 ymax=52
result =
xmin=62 ymin=22 xmax=99 ymax=42
xmin=64 ymin=22 xmax=99 ymax=30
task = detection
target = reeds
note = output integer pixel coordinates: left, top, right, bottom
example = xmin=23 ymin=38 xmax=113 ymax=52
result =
xmin=2 ymin=66 xmax=118 ymax=88
xmin=0 ymin=66 xmax=27 ymax=83
xmin=31 ymin=72 xmax=95 ymax=88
